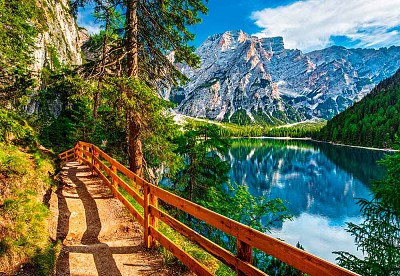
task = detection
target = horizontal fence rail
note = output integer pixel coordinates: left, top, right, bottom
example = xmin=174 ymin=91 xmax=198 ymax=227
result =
xmin=58 ymin=141 xmax=359 ymax=276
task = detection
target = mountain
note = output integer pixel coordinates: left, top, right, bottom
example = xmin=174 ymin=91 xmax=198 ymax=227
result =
xmin=25 ymin=0 xmax=85 ymax=115
xmin=32 ymin=0 xmax=83 ymax=73
xmin=319 ymin=68 xmax=400 ymax=148
xmin=166 ymin=30 xmax=400 ymax=124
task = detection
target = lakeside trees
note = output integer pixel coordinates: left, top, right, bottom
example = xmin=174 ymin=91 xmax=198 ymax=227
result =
xmin=319 ymin=69 xmax=400 ymax=148
xmin=335 ymin=144 xmax=400 ymax=275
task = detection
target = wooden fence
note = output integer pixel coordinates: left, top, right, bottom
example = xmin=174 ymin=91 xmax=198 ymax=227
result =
xmin=58 ymin=141 xmax=359 ymax=276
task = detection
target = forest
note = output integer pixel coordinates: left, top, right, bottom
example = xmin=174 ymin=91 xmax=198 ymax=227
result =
xmin=318 ymin=69 xmax=400 ymax=148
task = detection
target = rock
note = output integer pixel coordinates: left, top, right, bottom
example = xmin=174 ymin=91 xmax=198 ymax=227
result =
xmin=25 ymin=0 xmax=83 ymax=116
xmin=32 ymin=0 xmax=82 ymax=73
xmin=168 ymin=30 xmax=400 ymax=123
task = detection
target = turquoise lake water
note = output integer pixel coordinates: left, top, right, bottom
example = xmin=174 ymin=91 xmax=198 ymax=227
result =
xmin=226 ymin=138 xmax=387 ymax=263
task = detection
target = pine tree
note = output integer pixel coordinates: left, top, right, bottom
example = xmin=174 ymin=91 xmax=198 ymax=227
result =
xmin=73 ymin=0 xmax=208 ymax=176
xmin=173 ymin=124 xmax=230 ymax=202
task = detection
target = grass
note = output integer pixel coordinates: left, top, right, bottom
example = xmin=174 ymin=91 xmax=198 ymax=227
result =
xmin=116 ymin=177 xmax=235 ymax=275
xmin=0 ymin=143 xmax=59 ymax=275
xmin=157 ymin=221 xmax=235 ymax=275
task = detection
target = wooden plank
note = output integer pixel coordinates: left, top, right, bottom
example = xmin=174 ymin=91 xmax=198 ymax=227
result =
xmin=150 ymin=184 xmax=240 ymax=236
xmin=111 ymin=165 xmax=117 ymax=188
xmin=92 ymin=147 xmax=100 ymax=171
xmin=58 ymin=148 xmax=74 ymax=159
xmin=149 ymin=226 xmax=213 ymax=276
xmin=78 ymin=141 xmax=92 ymax=148
xmin=237 ymin=240 xmax=252 ymax=276
xmin=91 ymin=145 xmax=146 ymax=188
xmin=149 ymin=184 xmax=357 ymax=276
xmin=82 ymin=150 xmax=93 ymax=159
xmin=149 ymin=194 xmax=158 ymax=248
xmin=94 ymin=156 xmax=113 ymax=177
xmin=97 ymin=149 xmax=115 ymax=166
xmin=236 ymin=227 xmax=358 ymax=276
xmin=59 ymin=148 xmax=74 ymax=155
xmin=80 ymin=157 xmax=93 ymax=169
xmin=149 ymin=206 xmax=265 ymax=276
xmin=65 ymin=152 xmax=75 ymax=159
xmin=93 ymin=155 xmax=144 ymax=207
xmin=99 ymin=155 xmax=146 ymax=188
xmin=111 ymin=161 xmax=141 ymax=187
xmin=144 ymin=185 xmax=156 ymax=248
xmin=81 ymin=155 xmax=92 ymax=165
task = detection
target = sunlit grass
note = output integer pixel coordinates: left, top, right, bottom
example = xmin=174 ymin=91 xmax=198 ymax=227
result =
xmin=116 ymin=177 xmax=234 ymax=275
xmin=0 ymin=143 xmax=58 ymax=274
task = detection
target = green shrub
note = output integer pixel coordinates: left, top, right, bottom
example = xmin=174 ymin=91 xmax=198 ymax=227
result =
xmin=0 ymin=109 xmax=35 ymax=145
xmin=0 ymin=143 xmax=57 ymax=274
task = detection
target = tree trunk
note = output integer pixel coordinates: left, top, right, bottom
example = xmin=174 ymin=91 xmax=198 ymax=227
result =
xmin=126 ymin=0 xmax=142 ymax=177
xmin=128 ymin=112 xmax=143 ymax=177
xmin=94 ymin=5 xmax=110 ymax=119
xmin=126 ymin=0 xmax=138 ymax=78
xmin=93 ymin=89 xmax=100 ymax=118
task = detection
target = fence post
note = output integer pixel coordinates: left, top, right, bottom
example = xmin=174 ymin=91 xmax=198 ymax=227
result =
xmin=111 ymin=163 xmax=117 ymax=190
xmin=74 ymin=143 xmax=80 ymax=162
xmin=92 ymin=145 xmax=98 ymax=175
xmin=236 ymin=239 xmax=252 ymax=276
xmin=91 ymin=145 xmax=95 ymax=175
xmin=79 ymin=143 xmax=84 ymax=164
xmin=144 ymin=182 xmax=158 ymax=248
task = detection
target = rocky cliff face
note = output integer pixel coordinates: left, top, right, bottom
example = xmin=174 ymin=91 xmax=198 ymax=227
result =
xmin=32 ymin=0 xmax=83 ymax=73
xmin=26 ymin=0 xmax=84 ymax=115
xmin=169 ymin=30 xmax=400 ymax=124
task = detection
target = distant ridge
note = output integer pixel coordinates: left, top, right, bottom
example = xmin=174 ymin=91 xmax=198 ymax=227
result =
xmin=319 ymin=68 xmax=400 ymax=148
xmin=165 ymin=30 xmax=400 ymax=125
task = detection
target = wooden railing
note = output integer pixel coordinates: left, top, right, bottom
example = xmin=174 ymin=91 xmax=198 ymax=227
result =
xmin=58 ymin=141 xmax=359 ymax=276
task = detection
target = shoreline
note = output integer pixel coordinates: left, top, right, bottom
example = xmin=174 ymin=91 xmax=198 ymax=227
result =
xmin=232 ymin=136 xmax=398 ymax=152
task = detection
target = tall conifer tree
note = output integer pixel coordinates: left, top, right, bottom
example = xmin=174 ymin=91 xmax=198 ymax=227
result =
xmin=72 ymin=0 xmax=208 ymax=176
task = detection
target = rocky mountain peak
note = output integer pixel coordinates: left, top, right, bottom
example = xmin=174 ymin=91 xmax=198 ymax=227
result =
xmin=260 ymin=36 xmax=285 ymax=54
xmin=206 ymin=30 xmax=285 ymax=55
xmin=167 ymin=30 xmax=400 ymax=125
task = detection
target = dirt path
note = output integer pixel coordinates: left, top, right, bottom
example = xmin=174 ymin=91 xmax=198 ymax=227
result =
xmin=49 ymin=161 xmax=170 ymax=276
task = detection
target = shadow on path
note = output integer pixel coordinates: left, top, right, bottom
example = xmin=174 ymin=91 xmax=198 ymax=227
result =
xmin=55 ymin=162 xmax=122 ymax=276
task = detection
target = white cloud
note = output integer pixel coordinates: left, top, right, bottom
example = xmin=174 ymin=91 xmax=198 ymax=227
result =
xmin=77 ymin=6 xmax=101 ymax=34
xmin=272 ymin=213 xmax=364 ymax=263
xmin=251 ymin=0 xmax=400 ymax=52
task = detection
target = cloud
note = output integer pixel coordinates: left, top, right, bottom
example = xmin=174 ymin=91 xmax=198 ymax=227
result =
xmin=251 ymin=0 xmax=400 ymax=52
xmin=77 ymin=6 xmax=101 ymax=34
xmin=273 ymin=213 xmax=364 ymax=263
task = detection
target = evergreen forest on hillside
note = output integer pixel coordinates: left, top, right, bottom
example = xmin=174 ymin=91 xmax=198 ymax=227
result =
xmin=319 ymin=69 xmax=400 ymax=148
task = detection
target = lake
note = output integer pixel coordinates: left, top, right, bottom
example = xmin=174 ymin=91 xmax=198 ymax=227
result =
xmin=226 ymin=138 xmax=388 ymax=263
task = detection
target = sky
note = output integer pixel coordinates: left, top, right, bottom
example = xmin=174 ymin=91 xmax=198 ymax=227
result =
xmin=78 ymin=0 xmax=400 ymax=52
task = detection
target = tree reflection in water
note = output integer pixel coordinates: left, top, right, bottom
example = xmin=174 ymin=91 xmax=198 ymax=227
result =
xmin=225 ymin=138 xmax=389 ymax=262
xmin=335 ymin=146 xmax=400 ymax=275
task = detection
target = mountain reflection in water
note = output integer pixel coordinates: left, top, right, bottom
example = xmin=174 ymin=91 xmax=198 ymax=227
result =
xmin=226 ymin=138 xmax=387 ymax=263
